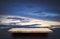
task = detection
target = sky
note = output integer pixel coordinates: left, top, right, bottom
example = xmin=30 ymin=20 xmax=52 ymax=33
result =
xmin=0 ymin=15 xmax=60 ymax=26
xmin=0 ymin=0 xmax=60 ymax=26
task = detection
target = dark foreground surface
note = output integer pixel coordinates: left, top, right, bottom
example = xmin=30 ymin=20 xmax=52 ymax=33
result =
xmin=0 ymin=26 xmax=60 ymax=39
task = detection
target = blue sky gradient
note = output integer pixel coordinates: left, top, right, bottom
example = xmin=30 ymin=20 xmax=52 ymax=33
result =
xmin=0 ymin=0 xmax=60 ymax=22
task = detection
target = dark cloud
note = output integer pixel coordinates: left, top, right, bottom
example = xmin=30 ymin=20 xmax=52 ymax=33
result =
xmin=0 ymin=0 xmax=60 ymax=22
xmin=7 ymin=16 xmax=30 ymax=22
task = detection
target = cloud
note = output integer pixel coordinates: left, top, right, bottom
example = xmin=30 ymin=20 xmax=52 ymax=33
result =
xmin=0 ymin=15 xmax=36 ymax=25
xmin=0 ymin=15 xmax=60 ymax=26
xmin=21 ymin=11 xmax=60 ymax=22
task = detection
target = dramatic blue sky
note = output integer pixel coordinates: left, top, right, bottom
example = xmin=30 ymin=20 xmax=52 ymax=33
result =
xmin=0 ymin=0 xmax=60 ymax=22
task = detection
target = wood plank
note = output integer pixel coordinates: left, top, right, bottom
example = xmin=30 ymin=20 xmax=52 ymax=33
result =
xmin=8 ymin=28 xmax=53 ymax=33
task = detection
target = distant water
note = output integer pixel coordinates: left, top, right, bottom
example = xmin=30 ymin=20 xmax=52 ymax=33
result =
xmin=0 ymin=25 xmax=60 ymax=39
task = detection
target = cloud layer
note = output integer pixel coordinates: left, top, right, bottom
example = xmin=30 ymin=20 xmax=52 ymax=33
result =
xmin=0 ymin=15 xmax=60 ymax=26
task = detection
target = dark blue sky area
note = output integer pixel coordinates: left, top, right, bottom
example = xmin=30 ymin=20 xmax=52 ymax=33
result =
xmin=0 ymin=0 xmax=60 ymax=22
